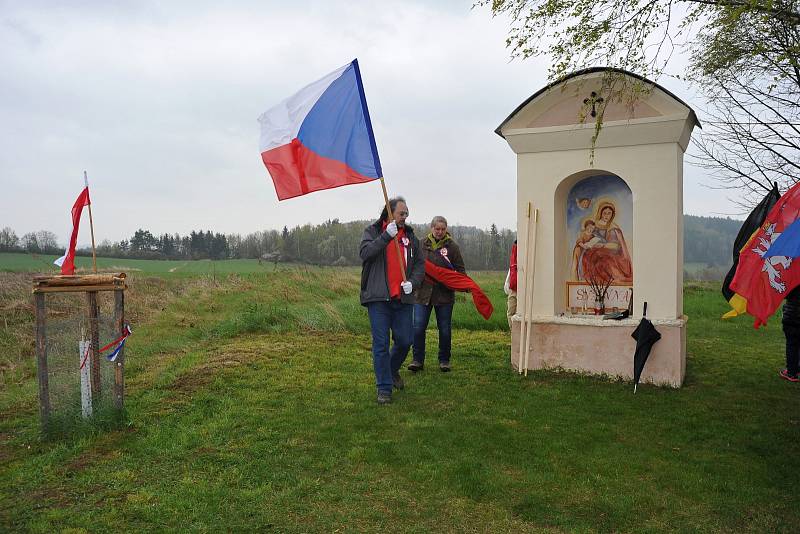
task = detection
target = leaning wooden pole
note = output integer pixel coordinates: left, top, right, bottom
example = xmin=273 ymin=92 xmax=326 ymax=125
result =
xmin=84 ymin=171 xmax=98 ymax=273
xmin=379 ymin=177 xmax=407 ymax=282
xmin=523 ymin=207 xmax=539 ymax=377
xmin=517 ymin=202 xmax=532 ymax=374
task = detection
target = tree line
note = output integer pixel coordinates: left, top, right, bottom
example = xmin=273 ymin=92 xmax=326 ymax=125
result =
xmin=0 ymin=214 xmax=744 ymax=271
xmin=0 ymin=221 xmax=518 ymax=271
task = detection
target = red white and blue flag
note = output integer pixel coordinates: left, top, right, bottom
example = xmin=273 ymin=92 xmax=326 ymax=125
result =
xmin=258 ymin=59 xmax=383 ymax=200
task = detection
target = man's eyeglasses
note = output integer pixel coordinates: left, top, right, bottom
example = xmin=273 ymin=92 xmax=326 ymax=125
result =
xmin=396 ymin=211 xmax=409 ymax=216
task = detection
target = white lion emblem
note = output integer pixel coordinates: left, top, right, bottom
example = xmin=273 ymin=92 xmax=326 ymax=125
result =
xmin=752 ymin=223 xmax=792 ymax=293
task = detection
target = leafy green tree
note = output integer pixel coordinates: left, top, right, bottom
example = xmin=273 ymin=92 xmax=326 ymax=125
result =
xmin=130 ymin=229 xmax=157 ymax=254
xmin=483 ymin=0 xmax=798 ymax=80
xmin=689 ymin=6 xmax=800 ymax=202
xmin=489 ymin=223 xmax=503 ymax=269
xmin=317 ymin=235 xmax=338 ymax=264
xmin=483 ymin=0 xmax=800 ymax=201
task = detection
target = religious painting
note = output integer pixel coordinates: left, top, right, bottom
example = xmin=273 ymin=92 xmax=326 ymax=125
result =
xmin=565 ymin=174 xmax=633 ymax=314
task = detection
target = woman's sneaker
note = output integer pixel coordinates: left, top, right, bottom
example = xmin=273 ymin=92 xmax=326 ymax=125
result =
xmin=408 ymin=361 xmax=423 ymax=372
xmin=779 ymin=369 xmax=799 ymax=382
xmin=377 ymin=392 xmax=392 ymax=404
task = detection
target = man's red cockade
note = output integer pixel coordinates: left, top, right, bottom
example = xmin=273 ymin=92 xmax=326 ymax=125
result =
xmin=424 ymin=260 xmax=493 ymax=320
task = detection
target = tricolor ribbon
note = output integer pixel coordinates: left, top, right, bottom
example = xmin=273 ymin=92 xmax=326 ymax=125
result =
xmin=103 ymin=324 xmax=132 ymax=362
xmin=79 ymin=324 xmax=133 ymax=369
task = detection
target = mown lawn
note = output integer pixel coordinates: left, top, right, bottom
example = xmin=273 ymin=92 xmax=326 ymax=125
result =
xmin=0 ymin=270 xmax=798 ymax=532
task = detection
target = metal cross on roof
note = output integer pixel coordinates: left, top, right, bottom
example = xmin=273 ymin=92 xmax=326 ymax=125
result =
xmin=583 ymin=92 xmax=604 ymax=118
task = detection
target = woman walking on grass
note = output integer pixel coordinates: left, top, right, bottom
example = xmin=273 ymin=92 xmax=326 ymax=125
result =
xmin=360 ymin=197 xmax=425 ymax=404
xmin=408 ymin=216 xmax=466 ymax=373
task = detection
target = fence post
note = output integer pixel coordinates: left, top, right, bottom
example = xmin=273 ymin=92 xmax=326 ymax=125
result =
xmin=113 ymin=290 xmax=125 ymax=411
xmin=34 ymin=292 xmax=50 ymax=429
xmin=86 ymin=291 xmax=101 ymax=397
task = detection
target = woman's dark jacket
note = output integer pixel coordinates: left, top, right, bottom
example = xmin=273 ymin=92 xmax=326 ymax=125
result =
xmin=415 ymin=234 xmax=466 ymax=306
xmin=359 ymin=220 xmax=425 ymax=306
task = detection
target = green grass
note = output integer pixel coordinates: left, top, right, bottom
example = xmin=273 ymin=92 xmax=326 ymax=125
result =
xmin=0 ymin=252 xmax=280 ymax=274
xmin=1 ymin=269 xmax=798 ymax=532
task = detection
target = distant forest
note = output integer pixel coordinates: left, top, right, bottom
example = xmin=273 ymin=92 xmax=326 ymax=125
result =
xmin=0 ymin=214 xmax=743 ymax=273
xmin=682 ymin=215 xmax=742 ymax=278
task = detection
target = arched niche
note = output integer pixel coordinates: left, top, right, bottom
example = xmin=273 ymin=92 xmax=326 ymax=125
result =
xmin=564 ymin=174 xmax=633 ymax=314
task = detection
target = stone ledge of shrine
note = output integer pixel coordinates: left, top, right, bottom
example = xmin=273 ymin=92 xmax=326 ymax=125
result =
xmin=512 ymin=314 xmax=687 ymax=328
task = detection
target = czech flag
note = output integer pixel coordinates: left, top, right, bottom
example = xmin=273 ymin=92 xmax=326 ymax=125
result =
xmin=258 ymin=59 xmax=383 ymax=200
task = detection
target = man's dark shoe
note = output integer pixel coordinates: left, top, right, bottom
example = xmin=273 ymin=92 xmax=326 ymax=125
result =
xmin=377 ymin=392 xmax=392 ymax=404
xmin=392 ymin=373 xmax=405 ymax=390
xmin=439 ymin=361 xmax=451 ymax=372
xmin=408 ymin=361 xmax=424 ymax=372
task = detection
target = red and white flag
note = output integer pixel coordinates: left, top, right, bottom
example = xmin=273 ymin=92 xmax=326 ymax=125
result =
xmin=53 ymin=185 xmax=91 ymax=275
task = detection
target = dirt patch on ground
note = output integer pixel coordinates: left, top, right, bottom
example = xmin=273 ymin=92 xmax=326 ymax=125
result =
xmin=63 ymin=428 xmax=134 ymax=472
xmin=168 ymin=353 xmax=245 ymax=395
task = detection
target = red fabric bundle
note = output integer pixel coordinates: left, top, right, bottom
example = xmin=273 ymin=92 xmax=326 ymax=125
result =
xmin=424 ymin=260 xmax=493 ymax=320
xmin=382 ymin=222 xmax=407 ymax=299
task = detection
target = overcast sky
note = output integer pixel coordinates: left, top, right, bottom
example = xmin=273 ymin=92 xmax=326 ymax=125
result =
xmin=1 ymin=0 xmax=740 ymax=245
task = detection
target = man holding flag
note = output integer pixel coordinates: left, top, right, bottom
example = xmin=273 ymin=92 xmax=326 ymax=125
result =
xmin=258 ymin=59 xmax=425 ymax=403
xmin=360 ymin=197 xmax=425 ymax=404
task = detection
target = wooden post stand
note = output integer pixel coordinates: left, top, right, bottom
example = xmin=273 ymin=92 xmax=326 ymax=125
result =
xmin=34 ymin=292 xmax=50 ymax=428
xmin=86 ymin=291 xmax=101 ymax=396
xmin=113 ymin=290 xmax=125 ymax=411
xmin=32 ymin=273 xmax=127 ymax=431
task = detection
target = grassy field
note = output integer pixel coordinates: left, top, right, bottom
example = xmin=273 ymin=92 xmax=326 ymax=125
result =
xmin=1 ymin=265 xmax=798 ymax=532
xmin=0 ymin=252 xmax=280 ymax=275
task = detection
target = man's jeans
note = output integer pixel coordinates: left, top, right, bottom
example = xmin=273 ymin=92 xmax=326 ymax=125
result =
xmin=367 ymin=300 xmax=413 ymax=394
xmin=412 ymin=303 xmax=453 ymax=365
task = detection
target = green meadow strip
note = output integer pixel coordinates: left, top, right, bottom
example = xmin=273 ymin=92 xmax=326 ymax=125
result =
xmin=0 ymin=269 xmax=798 ymax=531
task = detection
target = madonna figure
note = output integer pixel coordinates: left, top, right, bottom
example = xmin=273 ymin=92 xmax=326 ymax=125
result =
xmin=572 ymin=202 xmax=633 ymax=283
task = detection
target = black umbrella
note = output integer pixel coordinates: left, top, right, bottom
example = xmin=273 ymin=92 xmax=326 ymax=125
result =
xmin=631 ymin=302 xmax=661 ymax=393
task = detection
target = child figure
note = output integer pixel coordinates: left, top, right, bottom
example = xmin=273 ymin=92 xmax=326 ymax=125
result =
xmin=781 ymin=286 xmax=800 ymax=382
xmin=577 ymin=220 xmax=601 ymax=250
xmin=571 ymin=220 xmax=601 ymax=280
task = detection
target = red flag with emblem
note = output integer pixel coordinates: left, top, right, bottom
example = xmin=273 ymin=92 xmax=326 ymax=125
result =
xmin=729 ymin=181 xmax=800 ymax=328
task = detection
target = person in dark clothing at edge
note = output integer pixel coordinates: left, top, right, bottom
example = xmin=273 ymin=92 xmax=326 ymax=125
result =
xmin=407 ymin=215 xmax=466 ymax=373
xmin=781 ymin=286 xmax=800 ymax=382
xmin=360 ymin=197 xmax=425 ymax=404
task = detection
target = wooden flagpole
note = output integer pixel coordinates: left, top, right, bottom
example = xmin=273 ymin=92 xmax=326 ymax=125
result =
xmin=84 ymin=171 xmax=98 ymax=273
xmin=379 ymin=177 xmax=407 ymax=282
xmin=517 ymin=202 xmax=532 ymax=374
xmin=523 ymin=207 xmax=539 ymax=377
